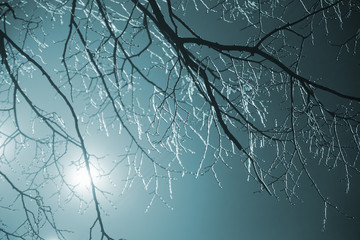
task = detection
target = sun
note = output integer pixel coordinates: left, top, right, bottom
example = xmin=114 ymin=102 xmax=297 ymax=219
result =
xmin=71 ymin=166 xmax=100 ymax=189
xmin=75 ymin=167 xmax=91 ymax=187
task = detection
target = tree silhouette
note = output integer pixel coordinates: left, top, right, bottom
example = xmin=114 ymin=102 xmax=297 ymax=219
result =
xmin=0 ymin=0 xmax=359 ymax=239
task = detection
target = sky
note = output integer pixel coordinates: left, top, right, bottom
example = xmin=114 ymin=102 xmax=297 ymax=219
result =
xmin=109 ymin=159 xmax=360 ymax=240
xmin=1 ymin=1 xmax=360 ymax=240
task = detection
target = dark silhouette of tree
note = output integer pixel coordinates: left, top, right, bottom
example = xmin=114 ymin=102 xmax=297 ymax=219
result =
xmin=0 ymin=0 xmax=359 ymax=239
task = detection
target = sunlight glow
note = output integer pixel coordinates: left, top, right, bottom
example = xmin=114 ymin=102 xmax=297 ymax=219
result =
xmin=76 ymin=167 xmax=92 ymax=187
xmin=71 ymin=165 xmax=101 ymax=190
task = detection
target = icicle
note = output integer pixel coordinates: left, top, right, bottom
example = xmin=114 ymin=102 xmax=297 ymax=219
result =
xmin=322 ymin=202 xmax=327 ymax=232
